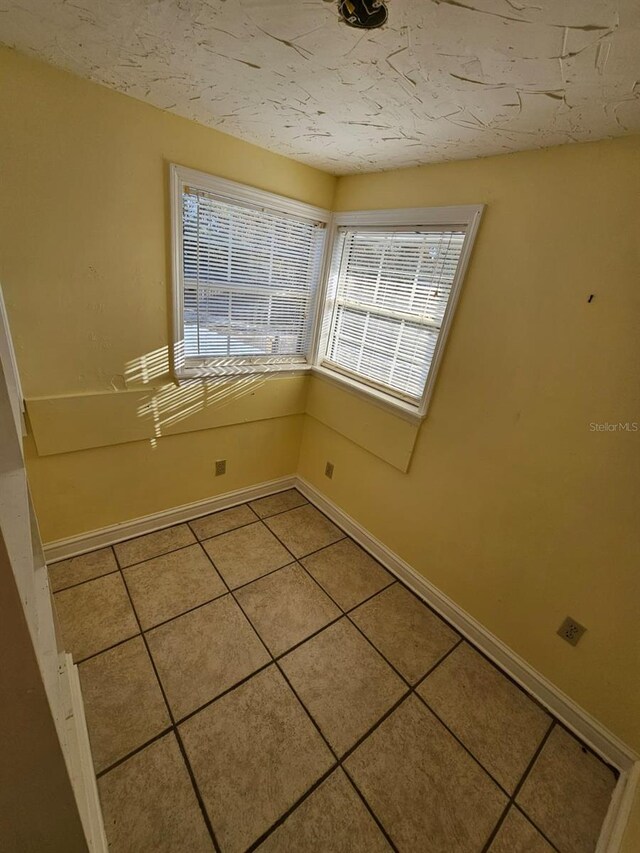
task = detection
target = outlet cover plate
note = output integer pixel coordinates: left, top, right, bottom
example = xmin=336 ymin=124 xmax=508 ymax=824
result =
xmin=215 ymin=459 xmax=226 ymax=476
xmin=557 ymin=616 xmax=587 ymax=646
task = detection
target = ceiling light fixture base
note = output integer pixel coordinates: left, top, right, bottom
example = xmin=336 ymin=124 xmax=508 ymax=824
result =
xmin=338 ymin=0 xmax=388 ymax=30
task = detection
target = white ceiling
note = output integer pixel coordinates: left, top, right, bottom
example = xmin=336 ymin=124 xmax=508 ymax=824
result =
xmin=1 ymin=0 xmax=639 ymax=174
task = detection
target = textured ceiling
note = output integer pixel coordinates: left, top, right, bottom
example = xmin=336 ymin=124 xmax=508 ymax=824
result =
xmin=1 ymin=0 xmax=639 ymax=173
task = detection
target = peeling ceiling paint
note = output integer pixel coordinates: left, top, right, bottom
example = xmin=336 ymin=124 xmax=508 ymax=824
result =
xmin=1 ymin=0 xmax=639 ymax=173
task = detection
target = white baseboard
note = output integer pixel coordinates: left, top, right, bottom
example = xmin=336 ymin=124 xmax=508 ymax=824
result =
xmin=43 ymin=475 xmax=638 ymax=852
xmin=44 ymin=475 xmax=297 ymax=563
xmin=295 ymin=477 xmax=638 ymax=853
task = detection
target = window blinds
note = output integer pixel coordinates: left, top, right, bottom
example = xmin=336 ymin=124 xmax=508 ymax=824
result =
xmin=324 ymin=228 xmax=467 ymax=401
xmin=182 ymin=188 xmax=326 ymax=362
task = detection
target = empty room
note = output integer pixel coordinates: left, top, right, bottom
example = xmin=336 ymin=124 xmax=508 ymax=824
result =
xmin=0 ymin=1 xmax=639 ymax=851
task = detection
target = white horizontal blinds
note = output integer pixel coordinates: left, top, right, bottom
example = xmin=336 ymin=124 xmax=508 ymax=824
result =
xmin=325 ymin=227 xmax=466 ymax=401
xmin=182 ymin=188 xmax=326 ymax=361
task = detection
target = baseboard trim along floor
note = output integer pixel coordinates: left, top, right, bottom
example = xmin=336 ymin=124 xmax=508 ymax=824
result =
xmin=43 ymin=475 xmax=298 ymax=564
xmin=43 ymin=476 xmax=639 ymax=853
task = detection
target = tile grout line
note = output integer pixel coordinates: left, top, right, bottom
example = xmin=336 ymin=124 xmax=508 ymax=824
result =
xmin=50 ymin=493 xmax=605 ymax=762
xmin=260 ymin=528 xmax=349 ymax=565
xmin=411 ymin=691 xmax=512 ymax=799
xmin=137 ymin=602 xmax=356 ymax=731
xmin=512 ymin=803 xmax=563 ymax=853
xmin=296 ymin=556 xmax=520 ymax=797
xmin=64 ymin=553 xmax=349 ymax=658
xmin=51 ymin=567 xmax=121 ymax=594
xmin=290 ymin=544 xmax=554 ymax=810
xmin=339 ymin=768 xmax=400 ymax=852
xmin=259 ymin=502 xmax=348 ymax=563
xmin=115 ymin=538 xmax=199 ymax=570
xmin=54 ymin=520 xmax=347 ymax=639
xmin=74 ymin=632 xmax=141 ymax=666
xmin=56 ymin=492 xmax=615 ymax=852
xmin=109 ymin=505 xmax=554 ymax=731
xmin=479 ymin=721 xmax=558 ymax=853
xmin=94 ymin=726 xmax=174 ymax=779
xmin=243 ymin=765 xmax=338 ymax=853
xmin=61 ymin=510 xmax=540 ymax=796
xmin=292 ymin=501 xmax=563 ymax=726
xmin=116 ymin=522 xmax=251 ymax=570
xmin=258 ymin=520 xmax=524 ymax=800
xmin=53 ymin=540 xmax=209 ymax=590
xmin=50 ymin=489 xmax=307 ymax=579
xmin=140 ymin=588 xmax=229 ymax=634
xmin=245 ymin=494 xmax=309 ymax=522
xmin=62 ymin=499 xmax=296 ymax=581
xmin=345 ymin=537 xmax=558 ymax=723
xmin=76 ymin=552 xmax=549 ymax=852
xmin=200 ymin=538 xmax=401 ymax=853
xmin=234 ymin=522 xmax=407 ymax=850
xmin=308 ymin=522 xmax=618 ymax=774
xmin=143 ymin=599 xmax=391 ymax=731
xmin=122 ymin=556 xmax=314 ymax=637
xmin=173 ymin=730 xmax=221 ymax=853
xmin=75 ymin=558 xmax=390 ymax=670
xmin=198 ymin=539 xmax=349 ymax=851
xmin=267 ymin=507 xmax=579 ymax=770
xmin=170 ymin=659 xmax=274 ymax=728
xmin=187 ymin=504 xmax=260 ymax=537
xmin=343 ymin=578 xmax=397 ymax=614
xmin=334 ymin=689 xmax=411 ymax=767
xmin=112 ymin=548 xmax=223 ymax=853
xmin=412 ymin=637 xmax=465 ymax=687
xmin=181 ymin=489 xmax=307 ymax=532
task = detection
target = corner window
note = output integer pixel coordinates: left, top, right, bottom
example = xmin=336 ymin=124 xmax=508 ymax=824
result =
xmin=171 ymin=164 xmax=482 ymax=420
xmin=171 ymin=165 xmax=330 ymax=377
xmin=313 ymin=206 xmax=483 ymax=418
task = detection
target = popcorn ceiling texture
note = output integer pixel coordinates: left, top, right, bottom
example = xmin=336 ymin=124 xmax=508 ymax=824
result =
xmin=1 ymin=0 xmax=638 ymax=173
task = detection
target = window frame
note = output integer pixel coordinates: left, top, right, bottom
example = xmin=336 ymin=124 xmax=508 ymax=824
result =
xmin=309 ymin=205 xmax=484 ymax=421
xmin=170 ymin=163 xmax=332 ymax=380
xmin=170 ymin=164 xmax=483 ymax=422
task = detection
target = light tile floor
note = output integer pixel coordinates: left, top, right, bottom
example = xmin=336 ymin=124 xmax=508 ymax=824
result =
xmin=49 ymin=489 xmax=618 ymax=853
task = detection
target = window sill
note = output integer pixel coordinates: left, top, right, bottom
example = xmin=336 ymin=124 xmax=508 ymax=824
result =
xmin=174 ymin=361 xmax=425 ymax=423
xmin=310 ymin=365 xmax=426 ymax=423
xmin=175 ymin=361 xmax=311 ymax=382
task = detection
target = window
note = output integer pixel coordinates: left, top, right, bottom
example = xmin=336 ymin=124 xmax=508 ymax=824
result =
xmin=171 ymin=165 xmax=482 ymax=419
xmin=314 ymin=206 xmax=483 ymax=417
xmin=171 ymin=165 xmax=330 ymax=377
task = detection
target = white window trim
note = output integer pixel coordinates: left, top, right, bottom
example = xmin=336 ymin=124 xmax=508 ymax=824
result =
xmin=309 ymin=204 xmax=484 ymax=421
xmin=170 ymin=165 xmax=483 ymax=421
xmin=170 ymin=163 xmax=332 ymax=380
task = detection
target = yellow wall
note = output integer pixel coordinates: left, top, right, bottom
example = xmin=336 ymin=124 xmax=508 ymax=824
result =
xmin=299 ymin=135 xmax=640 ymax=752
xmin=0 ymin=48 xmax=336 ymax=540
xmin=2 ymin=47 xmax=639 ymax=760
xmin=24 ymin=416 xmax=303 ymax=539
xmin=0 ymin=48 xmax=335 ymax=398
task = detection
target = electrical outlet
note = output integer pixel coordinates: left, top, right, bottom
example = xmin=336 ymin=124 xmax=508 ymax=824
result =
xmin=557 ymin=616 xmax=587 ymax=646
xmin=215 ymin=459 xmax=226 ymax=476
xmin=325 ymin=461 xmax=334 ymax=479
